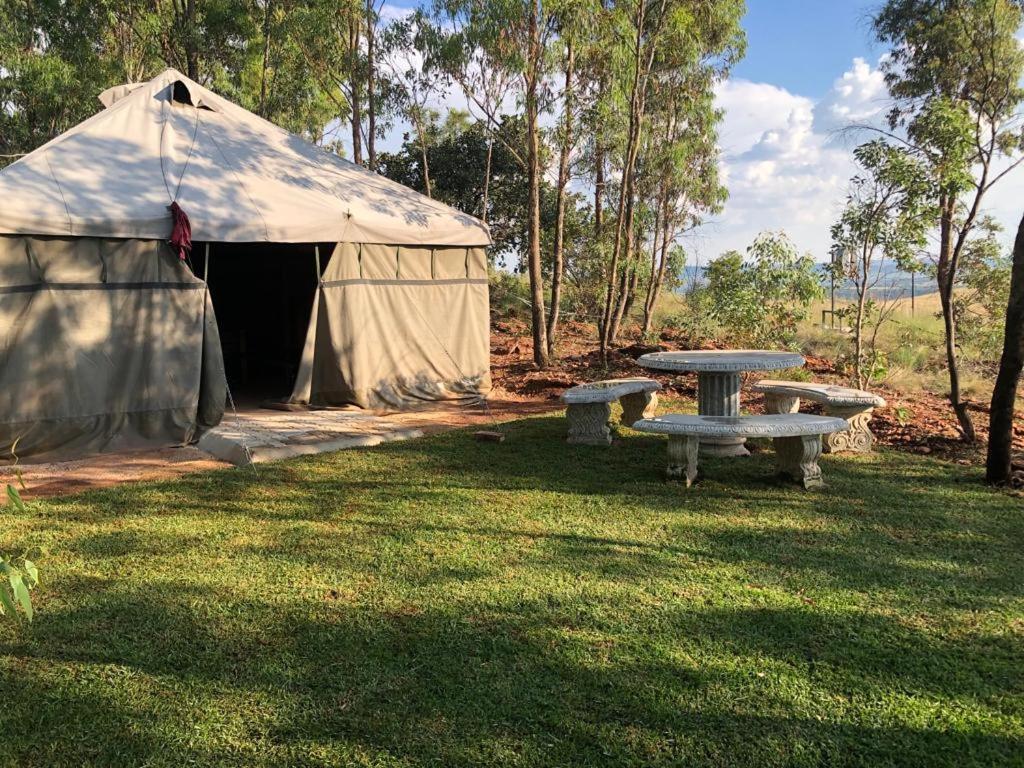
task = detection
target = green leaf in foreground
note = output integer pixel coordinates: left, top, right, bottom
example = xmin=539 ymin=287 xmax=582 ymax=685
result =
xmin=22 ymin=559 xmax=37 ymax=588
xmin=8 ymin=570 xmax=32 ymax=622
xmin=6 ymin=483 xmax=25 ymax=513
xmin=0 ymin=579 xmax=14 ymax=616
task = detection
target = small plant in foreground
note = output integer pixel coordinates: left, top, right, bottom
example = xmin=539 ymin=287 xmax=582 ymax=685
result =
xmin=0 ymin=547 xmax=37 ymax=622
xmin=3 ymin=445 xmax=38 ymax=621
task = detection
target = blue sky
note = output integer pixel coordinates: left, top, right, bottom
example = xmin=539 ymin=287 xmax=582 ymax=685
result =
xmin=732 ymin=1 xmax=880 ymax=98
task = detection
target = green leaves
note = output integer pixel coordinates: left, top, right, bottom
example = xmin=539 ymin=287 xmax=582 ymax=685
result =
xmin=6 ymin=482 xmax=25 ymax=513
xmin=703 ymin=232 xmax=824 ymax=349
xmin=0 ymin=555 xmax=37 ymax=622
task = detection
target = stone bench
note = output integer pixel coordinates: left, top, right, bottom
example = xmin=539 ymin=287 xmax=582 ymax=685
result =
xmin=562 ymin=378 xmax=661 ymax=446
xmin=633 ymin=413 xmax=849 ymax=489
xmin=752 ymin=379 xmax=886 ymax=453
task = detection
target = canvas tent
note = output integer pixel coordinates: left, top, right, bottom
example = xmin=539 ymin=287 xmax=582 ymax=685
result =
xmin=0 ymin=69 xmax=491 ymax=461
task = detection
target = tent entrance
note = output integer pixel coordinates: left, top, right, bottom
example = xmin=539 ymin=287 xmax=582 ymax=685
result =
xmin=203 ymin=243 xmax=323 ymax=406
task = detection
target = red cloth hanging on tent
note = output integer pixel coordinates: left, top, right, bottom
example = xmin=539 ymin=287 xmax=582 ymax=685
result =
xmin=169 ymin=201 xmax=192 ymax=261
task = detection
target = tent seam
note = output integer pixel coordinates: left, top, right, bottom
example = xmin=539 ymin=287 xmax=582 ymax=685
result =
xmin=43 ymin=150 xmax=74 ymax=235
xmin=1 ymin=404 xmax=200 ymax=426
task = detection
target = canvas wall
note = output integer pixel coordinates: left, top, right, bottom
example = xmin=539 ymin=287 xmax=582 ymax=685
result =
xmin=289 ymin=243 xmax=491 ymax=409
xmin=0 ymin=236 xmax=225 ymax=461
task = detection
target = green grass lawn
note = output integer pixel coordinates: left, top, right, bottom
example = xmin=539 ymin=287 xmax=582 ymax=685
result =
xmin=1 ymin=412 xmax=1022 ymax=767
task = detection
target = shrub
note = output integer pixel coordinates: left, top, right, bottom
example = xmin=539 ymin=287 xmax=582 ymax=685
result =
xmin=704 ymin=232 xmax=824 ymax=348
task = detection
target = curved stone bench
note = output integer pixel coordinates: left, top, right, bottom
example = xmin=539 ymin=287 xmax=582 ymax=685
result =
xmin=633 ymin=413 xmax=849 ymax=489
xmin=562 ymin=378 xmax=661 ymax=446
xmin=753 ymin=380 xmax=886 ymax=454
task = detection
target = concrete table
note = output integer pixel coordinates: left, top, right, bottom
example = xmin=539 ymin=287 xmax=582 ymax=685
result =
xmin=637 ymin=350 xmax=805 ymax=457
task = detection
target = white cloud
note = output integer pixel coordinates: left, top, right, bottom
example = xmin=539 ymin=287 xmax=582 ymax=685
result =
xmin=703 ymin=55 xmax=1024 ymax=262
xmin=812 ymin=56 xmax=889 ymax=134
xmin=703 ymin=67 xmax=870 ymax=261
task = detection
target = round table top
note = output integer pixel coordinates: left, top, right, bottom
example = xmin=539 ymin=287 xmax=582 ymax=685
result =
xmin=637 ymin=350 xmax=805 ymax=373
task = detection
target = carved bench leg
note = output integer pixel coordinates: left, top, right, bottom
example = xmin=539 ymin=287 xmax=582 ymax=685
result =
xmin=619 ymin=391 xmax=658 ymax=426
xmin=764 ymin=393 xmax=800 ymax=414
xmin=823 ymin=405 xmax=875 ymax=453
xmin=667 ymin=435 xmax=700 ymax=487
xmin=566 ymin=402 xmax=613 ymax=446
xmin=773 ymin=434 xmax=825 ymax=489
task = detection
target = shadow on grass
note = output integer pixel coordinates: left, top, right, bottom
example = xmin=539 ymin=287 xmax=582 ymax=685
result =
xmin=34 ymin=414 xmax=1023 ymax=600
xmin=2 ymin=582 xmax=1021 ymax=767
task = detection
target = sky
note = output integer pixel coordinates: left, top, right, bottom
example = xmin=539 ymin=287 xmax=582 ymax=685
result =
xmin=704 ymin=0 xmax=1024 ymax=262
xmin=377 ymin=0 xmax=1024 ymax=262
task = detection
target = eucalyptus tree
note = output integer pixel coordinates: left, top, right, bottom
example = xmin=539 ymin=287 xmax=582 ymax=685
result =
xmin=874 ymin=0 xmax=1024 ymax=441
xmin=636 ymin=71 xmax=727 ymax=340
xmin=830 ymin=140 xmax=933 ymax=388
xmin=596 ymin=0 xmax=743 ymax=360
xmin=288 ymin=0 xmax=397 ymax=164
xmin=432 ymin=0 xmax=562 ymax=368
xmin=0 ymin=0 xmax=334 ymax=165
xmin=545 ymin=0 xmax=595 ymax=355
xmin=381 ymin=10 xmax=452 ymax=197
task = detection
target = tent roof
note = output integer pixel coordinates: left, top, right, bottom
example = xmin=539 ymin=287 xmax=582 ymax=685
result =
xmin=0 ymin=69 xmax=490 ymax=247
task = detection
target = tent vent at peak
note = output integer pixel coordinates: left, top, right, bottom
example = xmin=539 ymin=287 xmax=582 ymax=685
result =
xmin=171 ymin=80 xmax=215 ymax=111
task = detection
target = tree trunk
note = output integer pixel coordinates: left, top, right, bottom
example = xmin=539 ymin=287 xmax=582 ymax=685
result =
xmin=173 ymin=0 xmax=199 ymax=80
xmin=599 ymin=0 xmax=649 ymax=362
xmin=986 ymin=211 xmax=1024 ymax=484
xmin=608 ymin=241 xmax=633 ymax=344
xmin=365 ymin=0 xmax=376 ymax=170
xmin=348 ymin=14 xmax=363 ymax=165
xmin=546 ymin=40 xmax=575 ymax=357
xmin=185 ymin=0 xmax=198 ymax=80
xmin=525 ymin=0 xmax=548 ymax=368
xmin=640 ymin=213 xmax=662 ymax=339
xmin=938 ymin=198 xmax=976 ymax=441
xmin=481 ymin=137 xmax=493 ymax=224
xmin=641 ymin=189 xmax=670 ymax=337
xmin=608 ymin=183 xmax=642 ymax=344
xmin=593 ymin=140 xmax=604 ymax=336
xmin=638 ymin=189 xmax=671 ymax=335
xmin=414 ymin=110 xmax=432 ymax=198
xmin=259 ymin=0 xmax=272 ymax=116
xmin=618 ymin=264 xmax=640 ymax=336
xmin=853 ymin=247 xmax=870 ymax=390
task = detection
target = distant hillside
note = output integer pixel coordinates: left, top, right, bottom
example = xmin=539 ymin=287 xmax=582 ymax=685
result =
xmin=677 ymin=263 xmax=938 ymax=301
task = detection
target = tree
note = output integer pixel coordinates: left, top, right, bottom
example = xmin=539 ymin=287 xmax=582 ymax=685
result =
xmin=704 ymin=232 xmax=824 ymax=350
xmin=986 ymin=211 xmax=1024 ymax=485
xmin=637 ymin=80 xmax=727 ymax=339
xmin=953 ymin=218 xmax=1012 ymax=363
xmin=830 ymin=140 xmax=933 ymax=388
xmin=545 ymin=29 xmax=577 ymax=356
xmin=381 ymin=11 xmax=451 ymax=198
xmin=377 ymin=115 xmax=564 ymax=267
xmin=596 ymin=0 xmax=743 ymax=359
xmin=0 ymin=0 xmax=336 ymax=166
xmin=874 ymin=0 xmax=1024 ymax=441
xmin=431 ymin=0 xmax=561 ymax=368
